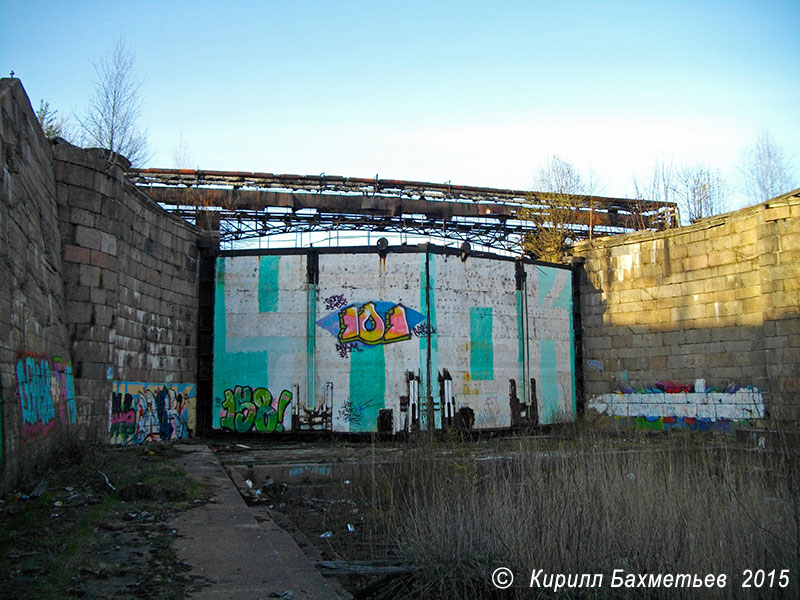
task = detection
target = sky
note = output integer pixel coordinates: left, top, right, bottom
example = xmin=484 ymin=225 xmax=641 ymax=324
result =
xmin=2 ymin=0 xmax=799 ymax=210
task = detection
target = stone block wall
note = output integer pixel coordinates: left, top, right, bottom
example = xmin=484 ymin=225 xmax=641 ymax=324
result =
xmin=572 ymin=192 xmax=800 ymax=422
xmin=1 ymin=77 xmax=211 ymax=492
xmin=54 ymin=142 xmax=206 ymax=444
xmin=0 ymin=79 xmax=78 ymax=491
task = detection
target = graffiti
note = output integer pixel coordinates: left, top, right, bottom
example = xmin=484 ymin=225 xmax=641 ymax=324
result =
xmin=338 ymin=302 xmax=413 ymax=345
xmin=412 ymin=323 xmax=437 ymax=338
xmin=474 ymin=395 xmax=501 ymax=427
xmin=616 ymin=380 xmax=756 ymax=394
xmin=219 ymin=386 xmax=292 ymax=433
xmin=110 ymin=382 xmax=192 ymax=445
xmin=288 ymin=464 xmax=332 ymax=478
xmin=110 ymin=392 xmax=136 ymax=442
xmin=586 ymin=359 xmax=604 ymax=372
xmin=588 ymin=390 xmax=764 ymax=424
xmin=617 ymin=416 xmax=734 ymax=433
xmin=317 ymin=301 xmax=426 ymax=348
xmin=335 ymin=342 xmax=363 ymax=359
xmin=15 ymin=352 xmax=79 ymax=440
xmin=338 ymin=398 xmax=376 ymax=426
xmin=52 ymin=357 xmax=77 ymax=425
xmin=17 ymin=353 xmax=55 ymax=439
xmin=324 ymin=294 xmax=348 ymax=311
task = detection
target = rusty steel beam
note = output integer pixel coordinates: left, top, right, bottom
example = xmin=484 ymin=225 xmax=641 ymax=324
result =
xmin=127 ymin=168 xmax=679 ymax=251
xmin=140 ymin=186 xmax=670 ymax=231
xmin=128 ymin=167 xmax=678 ymax=216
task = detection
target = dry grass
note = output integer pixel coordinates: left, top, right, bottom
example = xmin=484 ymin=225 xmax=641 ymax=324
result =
xmin=357 ymin=433 xmax=798 ymax=599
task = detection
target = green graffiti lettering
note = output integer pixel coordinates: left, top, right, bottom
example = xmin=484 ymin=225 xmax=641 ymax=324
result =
xmin=221 ymin=389 xmax=237 ymax=431
xmin=219 ymin=386 xmax=292 ymax=433
xmin=233 ymin=386 xmax=257 ymax=433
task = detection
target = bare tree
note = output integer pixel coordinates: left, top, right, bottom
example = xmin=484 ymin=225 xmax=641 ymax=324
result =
xmin=521 ymin=155 xmax=595 ymax=262
xmin=171 ymin=131 xmax=194 ymax=169
xmin=77 ymin=39 xmax=149 ymax=166
xmin=741 ymin=128 xmax=795 ymax=204
xmin=674 ymin=165 xmax=729 ymax=223
xmin=633 ymin=160 xmax=729 ymax=224
xmin=36 ymin=100 xmax=73 ymax=141
xmin=632 ymin=160 xmax=676 ymax=205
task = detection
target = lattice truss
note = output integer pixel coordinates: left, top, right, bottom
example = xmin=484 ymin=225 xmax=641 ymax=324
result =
xmin=128 ymin=169 xmax=679 ymax=253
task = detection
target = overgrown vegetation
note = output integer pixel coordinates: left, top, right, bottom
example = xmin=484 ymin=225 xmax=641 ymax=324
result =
xmin=0 ymin=441 xmax=209 ymax=600
xmin=278 ymin=431 xmax=798 ymax=599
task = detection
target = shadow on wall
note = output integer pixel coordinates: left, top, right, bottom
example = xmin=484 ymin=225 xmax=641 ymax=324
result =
xmin=577 ymin=259 xmax=800 ymax=427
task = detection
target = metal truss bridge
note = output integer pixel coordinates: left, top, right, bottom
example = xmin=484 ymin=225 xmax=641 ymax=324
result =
xmin=128 ymin=168 xmax=679 ymax=254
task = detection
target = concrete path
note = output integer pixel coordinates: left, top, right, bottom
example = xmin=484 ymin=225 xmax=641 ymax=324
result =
xmin=169 ymin=445 xmax=346 ymax=599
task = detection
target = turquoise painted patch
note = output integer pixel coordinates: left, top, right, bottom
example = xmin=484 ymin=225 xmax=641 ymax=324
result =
xmin=553 ymin=272 xmax=571 ymax=309
xmin=537 ymin=267 xmax=570 ymax=309
xmin=213 ymin=257 xmax=270 ymax=429
xmin=537 ymin=267 xmax=556 ymax=306
xmin=258 ymin=255 xmax=280 ymax=312
xmin=540 ymin=339 xmax=559 ymax=424
xmin=348 ymin=344 xmax=385 ymax=432
xmin=470 ymin=307 xmax=494 ymax=381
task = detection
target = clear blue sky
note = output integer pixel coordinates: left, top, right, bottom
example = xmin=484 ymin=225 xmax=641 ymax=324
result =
xmin=2 ymin=0 xmax=799 ymax=207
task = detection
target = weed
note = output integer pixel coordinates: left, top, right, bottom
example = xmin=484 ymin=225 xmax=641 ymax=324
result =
xmin=334 ymin=432 xmax=798 ymax=599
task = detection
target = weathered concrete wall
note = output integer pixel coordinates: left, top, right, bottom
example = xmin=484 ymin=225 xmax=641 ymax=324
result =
xmin=212 ymin=247 xmax=575 ymax=433
xmin=53 ymin=141 xmax=204 ymax=445
xmin=573 ymin=191 xmax=800 ymax=425
xmin=0 ymin=79 xmax=78 ymax=491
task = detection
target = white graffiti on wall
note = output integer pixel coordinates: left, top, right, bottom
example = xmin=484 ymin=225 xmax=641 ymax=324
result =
xmin=588 ymin=390 xmax=764 ymax=421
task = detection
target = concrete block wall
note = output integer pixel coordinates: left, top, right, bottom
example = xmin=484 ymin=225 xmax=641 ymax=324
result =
xmin=0 ymin=79 xmax=79 ymax=491
xmin=53 ymin=141 xmax=206 ymax=444
xmin=572 ymin=191 xmax=800 ymax=423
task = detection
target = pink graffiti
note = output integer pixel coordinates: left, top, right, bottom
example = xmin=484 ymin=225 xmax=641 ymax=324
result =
xmin=337 ymin=302 xmax=412 ymax=345
xmin=111 ymin=410 xmax=136 ymax=425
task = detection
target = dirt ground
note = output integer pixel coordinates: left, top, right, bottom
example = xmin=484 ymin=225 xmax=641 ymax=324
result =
xmin=0 ymin=441 xmax=211 ymax=600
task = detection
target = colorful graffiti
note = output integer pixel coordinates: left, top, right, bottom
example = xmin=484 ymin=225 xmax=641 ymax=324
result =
xmin=219 ymin=386 xmax=291 ymax=433
xmin=588 ymin=389 xmax=764 ymax=425
xmin=338 ymin=398 xmax=377 ymax=426
xmin=317 ymin=301 xmax=426 ymax=348
xmin=16 ymin=352 xmax=77 ymax=440
xmin=617 ymin=416 xmax=735 ymax=433
xmin=109 ymin=382 xmax=193 ymax=445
